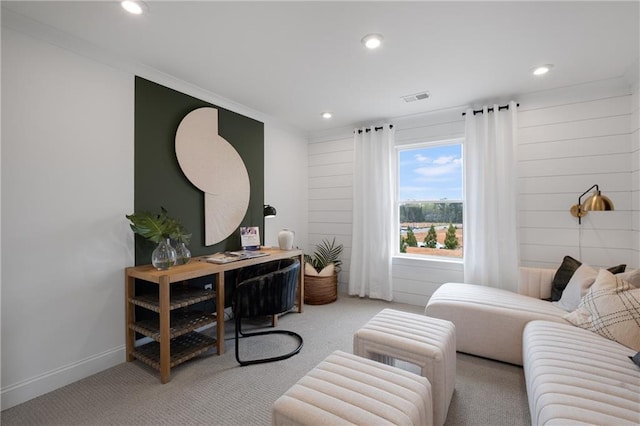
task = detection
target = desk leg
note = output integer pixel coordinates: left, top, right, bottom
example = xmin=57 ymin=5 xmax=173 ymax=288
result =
xmin=125 ymin=273 xmax=135 ymax=362
xmin=298 ymin=253 xmax=304 ymax=313
xmin=159 ymin=275 xmax=171 ymax=384
xmin=216 ymin=272 xmax=225 ymax=355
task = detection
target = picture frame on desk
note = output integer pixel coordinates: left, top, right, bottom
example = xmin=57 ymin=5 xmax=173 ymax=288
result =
xmin=240 ymin=226 xmax=260 ymax=250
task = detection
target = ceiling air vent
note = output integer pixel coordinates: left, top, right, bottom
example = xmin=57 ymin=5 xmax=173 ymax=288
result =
xmin=401 ymin=91 xmax=430 ymax=103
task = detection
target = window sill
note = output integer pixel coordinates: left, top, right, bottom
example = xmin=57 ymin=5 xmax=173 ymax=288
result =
xmin=393 ymin=253 xmax=463 ymax=266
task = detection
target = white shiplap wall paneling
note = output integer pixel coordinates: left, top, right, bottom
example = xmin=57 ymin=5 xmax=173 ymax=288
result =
xmin=520 ymin=227 xmax=631 ymax=248
xmin=518 ymin=153 xmax=630 ymax=178
xmin=519 ymin=193 xmax=632 ymax=212
xmin=395 ymin=122 xmax=466 ymax=145
xmin=518 ymin=95 xmax=631 ymax=128
xmin=520 ymin=246 xmax=632 ymax=269
xmin=519 ymin=115 xmax=630 ymax=144
xmin=308 ymin=187 xmax=352 ymax=200
xmin=309 ymin=174 xmax=353 ymax=189
xmin=392 ymin=262 xmax=464 ymax=284
xmin=519 ymin=173 xmax=629 ymax=194
xmin=519 ymin=211 xmax=632 ymax=230
xmin=517 ymin=78 xmax=632 ymax=111
xmin=308 ymin=163 xmax=352 ymax=177
xmin=307 ymin=136 xmax=354 ymax=293
xmin=308 ymin=199 xmax=351 ymax=211
xmin=518 ymin=134 xmax=629 ymax=161
xmin=631 ymin=81 xmax=640 ymax=265
xmin=308 ymin=211 xmax=352 ymax=224
xmin=518 ymin=81 xmax=633 ymax=268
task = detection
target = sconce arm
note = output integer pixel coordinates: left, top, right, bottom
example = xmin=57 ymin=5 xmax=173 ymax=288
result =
xmin=577 ymin=184 xmax=599 ymax=206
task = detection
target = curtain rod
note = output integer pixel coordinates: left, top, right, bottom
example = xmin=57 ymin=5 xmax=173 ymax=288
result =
xmin=462 ymin=103 xmax=519 ymax=116
xmin=354 ymin=124 xmax=394 ymax=134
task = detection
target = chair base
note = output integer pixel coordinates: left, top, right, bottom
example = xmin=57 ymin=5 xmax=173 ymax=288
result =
xmin=235 ymin=317 xmax=303 ymax=366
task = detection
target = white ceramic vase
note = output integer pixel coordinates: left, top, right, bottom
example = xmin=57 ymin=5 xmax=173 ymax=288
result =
xmin=278 ymin=229 xmax=294 ymax=250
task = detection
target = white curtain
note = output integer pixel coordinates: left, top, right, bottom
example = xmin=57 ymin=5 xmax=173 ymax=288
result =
xmin=349 ymin=125 xmax=394 ymax=301
xmin=464 ymin=102 xmax=520 ymax=291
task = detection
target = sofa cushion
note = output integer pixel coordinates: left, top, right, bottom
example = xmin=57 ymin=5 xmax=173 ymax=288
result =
xmin=631 ymin=352 xmax=640 ymax=368
xmin=523 ymin=320 xmax=640 ymax=426
xmin=564 ymin=268 xmax=640 ymax=352
xmin=550 ymin=255 xmax=582 ymax=301
xmin=550 ymin=256 xmax=626 ymax=301
xmin=553 ymin=264 xmax=598 ymax=312
xmin=618 ymin=268 xmax=640 ymax=288
xmin=425 ymin=283 xmax=567 ymax=365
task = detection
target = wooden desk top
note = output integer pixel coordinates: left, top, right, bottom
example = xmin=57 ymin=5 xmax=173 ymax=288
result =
xmin=125 ymin=247 xmax=304 ymax=284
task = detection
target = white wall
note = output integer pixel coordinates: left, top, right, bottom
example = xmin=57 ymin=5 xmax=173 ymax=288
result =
xmin=307 ymin=132 xmax=354 ymax=292
xmin=630 ymin=65 xmax=640 ymax=267
xmin=264 ymin=124 xmax=308 ymax=250
xmin=1 ymin=22 xmax=308 ymax=410
xmin=309 ymin=78 xmax=637 ymax=305
xmin=1 ymin=28 xmax=134 ymax=409
xmin=518 ymin=78 xmax=635 ymax=269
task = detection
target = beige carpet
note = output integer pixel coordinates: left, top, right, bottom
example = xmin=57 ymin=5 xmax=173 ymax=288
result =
xmin=1 ymin=295 xmax=530 ymax=425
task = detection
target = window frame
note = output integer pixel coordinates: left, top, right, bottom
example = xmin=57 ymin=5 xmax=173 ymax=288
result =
xmin=394 ymin=138 xmax=465 ymax=262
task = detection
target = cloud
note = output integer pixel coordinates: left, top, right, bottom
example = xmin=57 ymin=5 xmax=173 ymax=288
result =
xmin=414 ymin=161 xmax=461 ymax=178
xmin=414 ymin=154 xmax=431 ymax=163
xmin=433 ymin=156 xmax=462 ymax=165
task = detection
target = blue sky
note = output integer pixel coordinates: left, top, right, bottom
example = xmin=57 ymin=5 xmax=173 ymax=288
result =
xmin=398 ymin=144 xmax=463 ymax=201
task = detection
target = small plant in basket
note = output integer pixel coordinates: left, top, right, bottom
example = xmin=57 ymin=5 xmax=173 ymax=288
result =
xmin=303 ymin=238 xmax=343 ymax=305
xmin=304 ymin=237 xmax=343 ymax=275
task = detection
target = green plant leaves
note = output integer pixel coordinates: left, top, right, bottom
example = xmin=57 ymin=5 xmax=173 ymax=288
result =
xmin=125 ymin=207 xmax=190 ymax=245
xmin=305 ymin=237 xmax=343 ymax=273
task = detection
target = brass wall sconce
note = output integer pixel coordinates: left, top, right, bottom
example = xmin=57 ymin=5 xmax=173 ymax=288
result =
xmin=263 ymin=204 xmax=277 ymax=218
xmin=570 ymin=184 xmax=614 ymax=224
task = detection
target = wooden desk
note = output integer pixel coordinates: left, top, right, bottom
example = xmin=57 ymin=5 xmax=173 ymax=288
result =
xmin=125 ymin=248 xmax=304 ymax=383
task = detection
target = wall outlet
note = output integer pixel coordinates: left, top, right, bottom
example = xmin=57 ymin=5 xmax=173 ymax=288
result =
xmin=204 ymin=283 xmax=213 ymax=290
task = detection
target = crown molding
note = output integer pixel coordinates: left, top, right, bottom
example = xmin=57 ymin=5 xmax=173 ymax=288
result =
xmin=1 ymin=7 xmax=306 ymax=139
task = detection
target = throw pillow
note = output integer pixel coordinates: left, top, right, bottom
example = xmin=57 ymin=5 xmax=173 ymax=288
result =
xmin=608 ymin=264 xmax=627 ymax=274
xmin=304 ymin=262 xmax=319 ymax=276
xmin=550 ymin=256 xmax=626 ymax=301
xmin=317 ymin=263 xmax=335 ymax=277
xmin=564 ymin=269 xmax=640 ymax=352
xmin=553 ymin=264 xmax=598 ymax=311
xmin=631 ymin=352 xmax=640 ymax=368
xmin=617 ymin=269 xmax=640 ymax=289
xmin=551 ymin=256 xmax=582 ymax=301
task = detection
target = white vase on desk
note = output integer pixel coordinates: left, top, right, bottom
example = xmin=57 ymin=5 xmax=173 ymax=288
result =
xmin=278 ymin=229 xmax=294 ymax=250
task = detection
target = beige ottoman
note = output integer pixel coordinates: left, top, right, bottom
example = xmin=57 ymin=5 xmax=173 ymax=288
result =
xmin=272 ymin=350 xmax=433 ymax=426
xmin=354 ymin=309 xmax=455 ymax=426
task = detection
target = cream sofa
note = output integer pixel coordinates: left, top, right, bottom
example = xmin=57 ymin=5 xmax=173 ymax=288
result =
xmin=425 ymin=267 xmax=640 ymax=426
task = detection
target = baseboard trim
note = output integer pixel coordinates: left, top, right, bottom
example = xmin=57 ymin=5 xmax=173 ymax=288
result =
xmin=1 ymin=345 xmax=125 ymax=411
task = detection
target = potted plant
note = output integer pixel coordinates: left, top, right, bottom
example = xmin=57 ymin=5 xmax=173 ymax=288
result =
xmin=304 ymin=238 xmax=343 ymax=304
xmin=126 ymin=207 xmax=192 ymax=269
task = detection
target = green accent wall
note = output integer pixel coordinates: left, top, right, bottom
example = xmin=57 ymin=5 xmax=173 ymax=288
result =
xmin=134 ymin=76 xmax=264 ymax=265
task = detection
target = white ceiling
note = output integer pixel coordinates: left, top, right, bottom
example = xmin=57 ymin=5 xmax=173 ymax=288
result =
xmin=2 ymin=1 xmax=639 ymax=135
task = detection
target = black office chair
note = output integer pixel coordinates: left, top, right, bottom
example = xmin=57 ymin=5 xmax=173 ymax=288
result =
xmin=232 ymin=258 xmax=303 ymax=366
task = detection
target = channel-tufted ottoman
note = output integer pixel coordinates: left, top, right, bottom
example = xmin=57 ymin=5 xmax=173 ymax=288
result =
xmin=272 ymin=350 xmax=433 ymax=425
xmin=353 ymin=309 xmax=456 ymax=426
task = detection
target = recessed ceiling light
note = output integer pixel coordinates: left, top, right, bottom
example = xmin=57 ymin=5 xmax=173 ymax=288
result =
xmin=321 ymin=112 xmax=333 ymax=119
xmin=121 ymin=1 xmax=143 ymax=15
xmin=532 ymin=64 xmax=553 ymax=76
xmin=361 ymin=34 xmax=383 ymax=50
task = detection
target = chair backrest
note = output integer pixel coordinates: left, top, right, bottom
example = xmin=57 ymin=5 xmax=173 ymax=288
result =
xmin=233 ymin=259 xmax=300 ymax=318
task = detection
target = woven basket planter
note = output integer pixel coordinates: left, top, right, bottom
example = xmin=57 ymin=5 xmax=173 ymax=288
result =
xmin=304 ymin=273 xmax=338 ymax=305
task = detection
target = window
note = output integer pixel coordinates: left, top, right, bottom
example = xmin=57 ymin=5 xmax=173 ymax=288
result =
xmin=396 ymin=140 xmax=463 ymax=259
